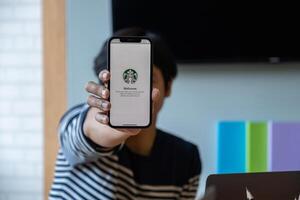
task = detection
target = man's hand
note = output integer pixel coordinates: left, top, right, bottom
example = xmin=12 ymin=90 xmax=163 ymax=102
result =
xmin=83 ymin=69 xmax=159 ymax=149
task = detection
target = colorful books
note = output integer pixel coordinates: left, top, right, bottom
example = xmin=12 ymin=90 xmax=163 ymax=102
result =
xmin=217 ymin=121 xmax=300 ymax=173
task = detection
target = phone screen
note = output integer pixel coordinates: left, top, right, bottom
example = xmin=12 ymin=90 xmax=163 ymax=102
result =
xmin=109 ymin=38 xmax=152 ymax=127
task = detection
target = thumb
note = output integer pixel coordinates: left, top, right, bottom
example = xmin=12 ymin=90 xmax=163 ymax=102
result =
xmin=152 ymin=88 xmax=160 ymax=102
xmin=152 ymin=88 xmax=160 ymax=114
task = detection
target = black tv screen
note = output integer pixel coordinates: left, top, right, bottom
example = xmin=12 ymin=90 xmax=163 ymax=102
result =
xmin=112 ymin=0 xmax=299 ymax=63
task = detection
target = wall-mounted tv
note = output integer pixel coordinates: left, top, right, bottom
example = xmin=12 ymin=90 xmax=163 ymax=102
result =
xmin=112 ymin=0 xmax=299 ymax=63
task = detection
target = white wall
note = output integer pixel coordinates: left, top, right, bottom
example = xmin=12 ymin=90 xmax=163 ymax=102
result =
xmin=66 ymin=0 xmax=300 ymax=196
xmin=0 ymin=0 xmax=43 ymax=199
xmin=66 ymin=0 xmax=111 ymax=107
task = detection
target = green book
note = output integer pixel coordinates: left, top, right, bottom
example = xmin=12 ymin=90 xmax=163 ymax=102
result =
xmin=246 ymin=121 xmax=268 ymax=172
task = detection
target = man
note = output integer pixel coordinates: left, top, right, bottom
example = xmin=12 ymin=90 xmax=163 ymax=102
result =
xmin=49 ymin=27 xmax=201 ymax=200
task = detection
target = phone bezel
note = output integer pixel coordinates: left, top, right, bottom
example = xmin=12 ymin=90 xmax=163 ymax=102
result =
xmin=107 ymin=36 xmax=153 ymax=128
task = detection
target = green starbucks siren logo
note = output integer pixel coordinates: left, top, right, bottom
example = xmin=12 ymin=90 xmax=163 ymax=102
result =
xmin=123 ymin=68 xmax=138 ymax=84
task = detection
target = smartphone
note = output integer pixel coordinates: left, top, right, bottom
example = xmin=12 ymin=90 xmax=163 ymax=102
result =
xmin=108 ymin=37 xmax=152 ymax=128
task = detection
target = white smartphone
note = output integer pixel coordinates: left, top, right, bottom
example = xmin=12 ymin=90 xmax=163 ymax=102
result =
xmin=108 ymin=37 xmax=152 ymax=128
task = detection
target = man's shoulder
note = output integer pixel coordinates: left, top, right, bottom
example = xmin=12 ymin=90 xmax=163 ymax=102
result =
xmin=157 ymin=129 xmax=202 ymax=179
xmin=157 ymin=128 xmax=198 ymax=154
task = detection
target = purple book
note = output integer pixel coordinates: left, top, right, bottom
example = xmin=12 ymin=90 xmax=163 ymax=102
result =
xmin=269 ymin=122 xmax=300 ymax=171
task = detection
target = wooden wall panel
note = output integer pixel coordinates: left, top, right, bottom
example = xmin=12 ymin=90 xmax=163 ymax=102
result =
xmin=43 ymin=0 xmax=66 ymax=198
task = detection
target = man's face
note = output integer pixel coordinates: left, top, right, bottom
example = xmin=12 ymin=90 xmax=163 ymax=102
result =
xmin=152 ymin=66 xmax=172 ymax=119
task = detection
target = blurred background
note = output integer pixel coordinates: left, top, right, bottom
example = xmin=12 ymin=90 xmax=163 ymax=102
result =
xmin=0 ymin=0 xmax=300 ymax=199
xmin=0 ymin=0 xmax=43 ymax=199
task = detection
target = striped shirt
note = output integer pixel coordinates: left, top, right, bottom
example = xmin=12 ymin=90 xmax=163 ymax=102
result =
xmin=49 ymin=104 xmax=201 ymax=200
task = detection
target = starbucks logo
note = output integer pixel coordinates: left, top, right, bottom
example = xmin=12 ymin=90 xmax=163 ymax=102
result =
xmin=123 ymin=68 xmax=138 ymax=84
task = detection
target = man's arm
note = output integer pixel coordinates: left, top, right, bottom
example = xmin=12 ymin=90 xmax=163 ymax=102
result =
xmin=59 ymin=69 xmax=159 ymax=166
xmin=58 ymin=103 xmax=122 ymax=166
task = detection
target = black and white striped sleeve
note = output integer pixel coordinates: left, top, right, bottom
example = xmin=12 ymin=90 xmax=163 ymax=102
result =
xmin=58 ymin=103 xmax=123 ymax=166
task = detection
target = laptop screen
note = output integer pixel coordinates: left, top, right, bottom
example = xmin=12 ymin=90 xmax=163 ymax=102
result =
xmin=205 ymin=171 xmax=300 ymax=200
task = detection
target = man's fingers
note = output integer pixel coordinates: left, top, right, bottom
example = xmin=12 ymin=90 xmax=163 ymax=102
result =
xmin=98 ymin=70 xmax=110 ymax=83
xmin=95 ymin=113 xmax=109 ymax=124
xmin=87 ymin=95 xmax=111 ymax=112
xmin=85 ymin=81 xmax=109 ymax=99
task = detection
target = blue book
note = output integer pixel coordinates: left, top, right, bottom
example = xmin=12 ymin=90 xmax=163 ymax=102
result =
xmin=217 ymin=121 xmax=246 ymax=173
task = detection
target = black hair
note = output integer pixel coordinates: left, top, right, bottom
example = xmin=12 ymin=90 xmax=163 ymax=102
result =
xmin=93 ymin=27 xmax=177 ymax=88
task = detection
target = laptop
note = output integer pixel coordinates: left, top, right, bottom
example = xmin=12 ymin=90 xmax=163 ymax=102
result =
xmin=204 ymin=171 xmax=300 ymax=200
